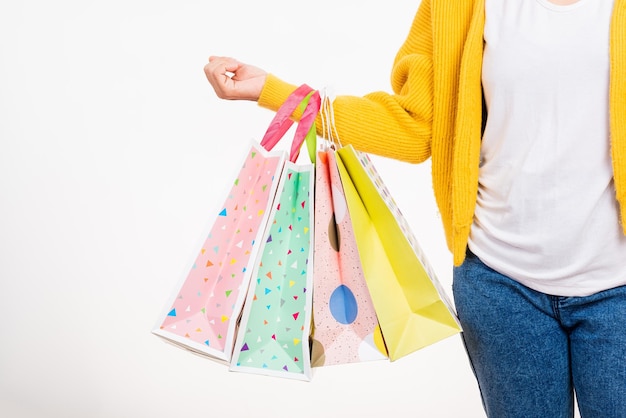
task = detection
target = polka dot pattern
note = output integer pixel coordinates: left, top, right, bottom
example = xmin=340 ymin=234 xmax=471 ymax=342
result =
xmin=329 ymin=285 xmax=358 ymax=325
xmin=311 ymin=150 xmax=388 ymax=367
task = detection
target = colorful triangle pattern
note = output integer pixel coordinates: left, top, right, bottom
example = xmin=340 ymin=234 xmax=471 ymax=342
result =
xmin=158 ymin=145 xmax=283 ymax=356
xmin=235 ymin=167 xmax=313 ymax=377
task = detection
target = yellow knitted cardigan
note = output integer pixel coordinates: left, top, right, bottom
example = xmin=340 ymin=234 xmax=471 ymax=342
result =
xmin=258 ymin=0 xmax=626 ymax=266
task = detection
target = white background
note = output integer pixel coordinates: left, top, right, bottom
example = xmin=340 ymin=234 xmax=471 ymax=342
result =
xmin=0 ymin=1 xmax=492 ymax=417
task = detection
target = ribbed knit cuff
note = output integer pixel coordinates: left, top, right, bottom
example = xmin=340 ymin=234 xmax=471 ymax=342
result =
xmin=258 ymin=74 xmax=300 ymax=112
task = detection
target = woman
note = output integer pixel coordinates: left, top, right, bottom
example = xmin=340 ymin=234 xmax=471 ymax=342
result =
xmin=204 ymin=0 xmax=626 ymax=416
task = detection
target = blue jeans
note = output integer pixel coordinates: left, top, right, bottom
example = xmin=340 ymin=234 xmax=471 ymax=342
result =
xmin=453 ymin=251 xmax=626 ymax=418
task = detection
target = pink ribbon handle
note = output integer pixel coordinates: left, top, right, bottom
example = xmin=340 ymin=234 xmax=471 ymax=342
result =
xmin=260 ymin=84 xmax=319 ymax=162
xmin=289 ymin=90 xmax=320 ymax=162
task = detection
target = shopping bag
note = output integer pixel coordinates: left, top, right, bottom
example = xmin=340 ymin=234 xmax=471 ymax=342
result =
xmin=229 ymin=91 xmax=321 ymax=381
xmin=335 ymin=145 xmax=462 ymax=361
xmin=153 ymin=85 xmax=318 ymax=363
xmin=310 ymin=148 xmax=388 ymax=367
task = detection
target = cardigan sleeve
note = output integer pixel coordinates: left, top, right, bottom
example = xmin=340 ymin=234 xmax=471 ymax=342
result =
xmin=257 ymin=0 xmax=435 ymax=164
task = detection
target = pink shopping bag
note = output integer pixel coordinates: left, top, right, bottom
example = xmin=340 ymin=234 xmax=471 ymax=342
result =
xmin=310 ymin=148 xmax=388 ymax=367
xmin=153 ymin=85 xmax=318 ymax=363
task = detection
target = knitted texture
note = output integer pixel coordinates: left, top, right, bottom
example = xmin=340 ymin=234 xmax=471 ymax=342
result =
xmin=258 ymin=0 xmax=626 ymax=266
xmin=611 ymin=2 xmax=626 ymax=232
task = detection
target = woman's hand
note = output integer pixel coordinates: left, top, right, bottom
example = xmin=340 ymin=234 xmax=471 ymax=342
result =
xmin=204 ymin=56 xmax=267 ymax=101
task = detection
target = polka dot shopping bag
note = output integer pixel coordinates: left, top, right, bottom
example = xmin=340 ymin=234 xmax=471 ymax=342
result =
xmin=310 ymin=148 xmax=388 ymax=367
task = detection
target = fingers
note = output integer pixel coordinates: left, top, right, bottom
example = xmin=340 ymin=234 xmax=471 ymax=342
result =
xmin=204 ymin=56 xmax=267 ymax=101
xmin=205 ymin=56 xmax=236 ymax=79
xmin=204 ymin=56 xmax=237 ymax=99
xmin=208 ymin=56 xmax=239 ymax=73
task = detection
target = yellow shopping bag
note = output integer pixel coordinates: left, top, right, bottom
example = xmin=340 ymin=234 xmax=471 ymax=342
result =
xmin=335 ymin=145 xmax=462 ymax=361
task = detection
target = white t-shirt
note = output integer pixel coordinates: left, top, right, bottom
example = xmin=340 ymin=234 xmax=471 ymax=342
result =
xmin=470 ymin=0 xmax=626 ymax=297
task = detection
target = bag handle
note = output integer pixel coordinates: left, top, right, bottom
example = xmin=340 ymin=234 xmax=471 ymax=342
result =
xmin=318 ymin=88 xmax=343 ymax=151
xmin=293 ymin=91 xmax=320 ymax=163
xmin=260 ymin=84 xmax=320 ymax=163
